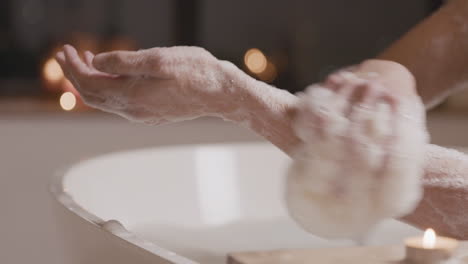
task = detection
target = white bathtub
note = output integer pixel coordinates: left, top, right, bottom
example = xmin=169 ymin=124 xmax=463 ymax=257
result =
xmin=50 ymin=142 xmax=423 ymax=264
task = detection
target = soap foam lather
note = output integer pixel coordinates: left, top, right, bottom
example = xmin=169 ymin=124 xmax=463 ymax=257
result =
xmin=286 ymin=80 xmax=429 ymax=239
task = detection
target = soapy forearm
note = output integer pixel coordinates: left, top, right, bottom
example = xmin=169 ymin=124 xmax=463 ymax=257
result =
xmin=402 ymin=144 xmax=468 ymax=239
xmin=218 ymin=61 xmax=302 ymax=154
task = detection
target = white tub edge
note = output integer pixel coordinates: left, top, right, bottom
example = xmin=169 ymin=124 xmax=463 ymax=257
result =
xmin=48 ymin=151 xmax=201 ymax=264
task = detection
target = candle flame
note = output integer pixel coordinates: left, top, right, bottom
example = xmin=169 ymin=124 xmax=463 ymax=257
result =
xmin=423 ymin=228 xmax=436 ymax=249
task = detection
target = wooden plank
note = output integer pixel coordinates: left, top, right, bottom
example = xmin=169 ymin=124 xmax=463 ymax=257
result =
xmin=228 ymin=242 xmax=468 ymax=264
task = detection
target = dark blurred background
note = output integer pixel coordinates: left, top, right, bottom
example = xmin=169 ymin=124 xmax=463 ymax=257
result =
xmin=0 ymin=0 xmax=442 ymax=108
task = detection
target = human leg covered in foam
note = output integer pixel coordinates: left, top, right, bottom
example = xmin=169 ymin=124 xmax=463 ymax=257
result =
xmin=286 ymin=71 xmax=429 ymax=239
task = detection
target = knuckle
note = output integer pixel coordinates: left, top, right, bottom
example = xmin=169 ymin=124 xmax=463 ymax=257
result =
xmin=196 ymin=47 xmax=215 ymax=60
xmin=103 ymin=52 xmax=125 ymax=68
xmin=381 ymin=90 xmax=397 ymax=102
xmin=354 ymin=83 xmax=372 ymax=96
xmin=364 ymin=81 xmax=378 ymax=89
xmin=367 ymin=80 xmax=385 ymax=91
xmin=324 ymin=74 xmax=337 ymax=84
xmin=145 ymin=56 xmax=162 ymax=72
xmin=112 ymin=52 xmax=126 ymax=63
xmin=193 ymin=46 xmax=208 ymax=54
xmin=147 ymin=47 xmax=162 ymax=57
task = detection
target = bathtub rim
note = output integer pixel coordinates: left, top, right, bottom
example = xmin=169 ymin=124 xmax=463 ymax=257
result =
xmin=46 ymin=144 xmax=239 ymax=264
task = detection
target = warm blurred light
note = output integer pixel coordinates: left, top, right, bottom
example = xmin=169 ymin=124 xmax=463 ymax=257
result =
xmin=43 ymin=58 xmax=63 ymax=83
xmin=257 ymin=61 xmax=278 ymax=83
xmin=244 ymin=48 xmax=267 ymax=74
xmin=423 ymin=228 xmax=436 ymax=249
xmin=104 ymin=36 xmax=137 ymax=51
xmin=70 ymin=32 xmax=99 ymax=53
xmin=60 ymin=92 xmax=76 ymax=111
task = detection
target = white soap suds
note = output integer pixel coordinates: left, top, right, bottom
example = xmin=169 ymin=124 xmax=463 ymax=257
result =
xmin=286 ymin=80 xmax=429 ymax=239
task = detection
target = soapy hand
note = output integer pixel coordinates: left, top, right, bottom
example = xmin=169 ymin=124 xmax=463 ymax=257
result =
xmin=286 ymin=69 xmax=429 ymax=238
xmin=56 ymin=45 xmax=235 ymax=124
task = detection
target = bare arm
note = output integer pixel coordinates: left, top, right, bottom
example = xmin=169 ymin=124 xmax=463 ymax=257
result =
xmin=57 ymin=44 xmax=468 ymax=239
xmin=217 ymin=61 xmax=301 ymax=154
xmin=379 ymin=0 xmax=468 ymax=108
xmin=403 ymin=144 xmax=468 ymax=239
xmin=55 ymin=45 xmax=301 ymax=154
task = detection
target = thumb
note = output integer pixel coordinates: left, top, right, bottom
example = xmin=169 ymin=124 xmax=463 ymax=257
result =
xmin=93 ymin=50 xmax=156 ymax=76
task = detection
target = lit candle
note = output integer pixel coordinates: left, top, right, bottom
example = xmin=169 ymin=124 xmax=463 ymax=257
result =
xmin=405 ymin=228 xmax=459 ymax=264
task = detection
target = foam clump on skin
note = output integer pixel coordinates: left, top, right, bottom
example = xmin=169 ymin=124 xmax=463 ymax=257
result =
xmin=285 ymin=79 xmax=429 ymax=239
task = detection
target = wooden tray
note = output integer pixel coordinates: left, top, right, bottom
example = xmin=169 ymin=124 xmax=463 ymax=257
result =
xmin=229 ymin=242 xmax=468 ymax=264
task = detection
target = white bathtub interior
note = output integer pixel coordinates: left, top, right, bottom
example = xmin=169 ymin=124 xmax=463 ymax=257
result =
xmin=61 ymin=142 xmax=422 ymax=264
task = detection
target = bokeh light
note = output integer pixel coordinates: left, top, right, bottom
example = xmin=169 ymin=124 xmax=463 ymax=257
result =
xmin=59 ymin=92 xmax=76 ymax=111
xmin=43 ymin=58 xmax=63 ymax=83
xmin=257 ymin=61 xmax=278 ymax=83
xmin=244 ymin=48 xmax=268 ymax=74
